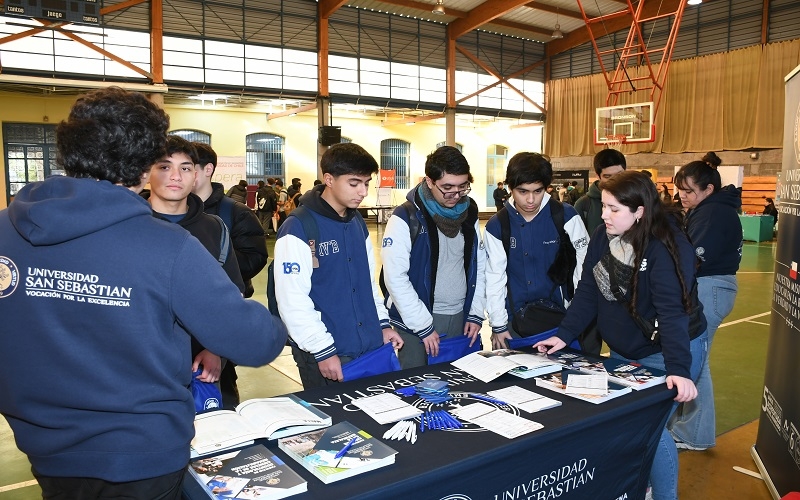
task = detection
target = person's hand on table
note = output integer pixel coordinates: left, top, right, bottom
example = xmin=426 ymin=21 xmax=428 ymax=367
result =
xmin=492 ymin=331 xmax=512 ymax=350
xmin=533 ymin=336 xmax=566 ymax=354
xmin=666 ymin=375 xmax=697 ymax=402
xmin=318 ymin=355 xmax=343 ymax=382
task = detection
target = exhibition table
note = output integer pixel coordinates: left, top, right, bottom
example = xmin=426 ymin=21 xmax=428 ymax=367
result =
xmin=183 ymin=359 xmax=675 ymax=500
xmin=739 ymin=214 xmax=774 ymax=242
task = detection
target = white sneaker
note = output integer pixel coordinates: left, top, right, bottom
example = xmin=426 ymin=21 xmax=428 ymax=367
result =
xmin=675 ymin=441 xmax=708 ymax=451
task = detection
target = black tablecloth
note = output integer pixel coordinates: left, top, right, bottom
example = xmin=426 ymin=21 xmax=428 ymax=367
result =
xmin=184 ymin=360 xmax=675 ymax=500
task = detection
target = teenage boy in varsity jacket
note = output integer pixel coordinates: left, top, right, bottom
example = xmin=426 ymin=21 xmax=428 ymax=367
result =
xmin=274 ymin=143 xmax=403 ymax=389
xmin=380 ymin=146 xmax=486 ymax=368
xmin=484 ymin=152 xmax=589 ymax=349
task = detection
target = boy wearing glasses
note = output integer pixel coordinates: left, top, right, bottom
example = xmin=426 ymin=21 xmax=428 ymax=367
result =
xmin=380 ymin=146 xmax=486 ymax=368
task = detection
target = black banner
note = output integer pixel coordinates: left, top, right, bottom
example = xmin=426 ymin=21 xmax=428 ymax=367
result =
xmin=752 ymin=64 xmax=800 ymax=496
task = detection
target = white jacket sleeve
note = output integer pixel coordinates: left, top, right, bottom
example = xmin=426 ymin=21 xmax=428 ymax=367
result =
xmin=467 ymin=218 xmax=486 ymax=325
xmin=483 ymin=226 xmax=510 ymax=333
xmin=380 ymin=213 xmax=434 ymax=336
xmin=564 ymin=214 xmax=590 ymax=291
xmin=367 ymin=233 xmax=391 ymax=327
xmin=274 ymin=233 xmax=336 ymax=358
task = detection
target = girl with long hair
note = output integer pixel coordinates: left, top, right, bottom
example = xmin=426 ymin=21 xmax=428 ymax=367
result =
xmin=535 ymin=171 xmax=708 ymax=500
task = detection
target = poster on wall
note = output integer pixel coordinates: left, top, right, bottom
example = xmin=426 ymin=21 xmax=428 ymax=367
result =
xmin=751 ymin=63 xmax=800 ymax=498
xmin=213 ymin=156 xmax=247 ymax=191
xmin=551 ymin=170 xmax=589 ymax=195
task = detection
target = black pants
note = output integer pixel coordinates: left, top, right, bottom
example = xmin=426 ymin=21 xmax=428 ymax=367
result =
xmin=290 ymin=345 xmax=352 ymax=390
xmin=34 ymin=467 xmax=184 ymax=500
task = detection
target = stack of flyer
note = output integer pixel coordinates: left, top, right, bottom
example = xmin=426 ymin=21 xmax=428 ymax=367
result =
xmin=545 ymin=349 xmax=667 ymax=390
xmin=278 ymin=421 xmax=398 ymax=484
xmin=188 ymin=444 xmax=306 ymax=499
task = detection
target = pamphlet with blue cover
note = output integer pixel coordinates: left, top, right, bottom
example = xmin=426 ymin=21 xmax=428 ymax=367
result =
xmin=191 ymin=394 xmax=332 ymax=457
xmin=277 ymin=421 xmax=398 ymax=484
xmin=188 ymin=444 xmax=307 ymax=500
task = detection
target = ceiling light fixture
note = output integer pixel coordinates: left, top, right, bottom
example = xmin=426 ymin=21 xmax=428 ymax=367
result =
xmin=432 ymin=0 xmax=446 ymax=15
xmin=687 ymin=0 xmax=702 ymax=5
xmin=551 ymin=9 xmax=564 ymax=39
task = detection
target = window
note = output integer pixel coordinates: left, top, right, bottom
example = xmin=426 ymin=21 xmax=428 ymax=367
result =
xmin=169 ymin=129 xmax=211 ymax=144
xmin=3 ymin=123 xmax=59 ymax=204
xmin=380 ymin=139 xmax=411 ymax=190
xmin=486 ymin=144 xmax=508 ymax=207
xmin=435 ymin=142 xmax=463 ymax=153
xmin=246 ymin=133 xmax=284 ymax=185
xmin=340 ymin=136 xmax=352 ymax=144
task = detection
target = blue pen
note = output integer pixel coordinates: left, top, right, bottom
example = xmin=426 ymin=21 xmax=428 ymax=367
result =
xmin=334 ymin=437 xmax=357 ymax=461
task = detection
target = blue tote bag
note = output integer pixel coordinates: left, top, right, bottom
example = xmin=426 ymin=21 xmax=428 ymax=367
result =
xmin=342 ymin=342 xmax=401 ymax=382
xmin=427 ymin=334 xmax=482 ymax=365
xmin=191 ymin=369 xmax=223 ymax=414
xmin=507 ymin=327 xmax=581 ymax=350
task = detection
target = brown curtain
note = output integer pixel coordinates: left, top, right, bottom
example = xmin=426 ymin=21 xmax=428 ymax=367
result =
xmin=545 ymin=39 xmax=800 ymax=157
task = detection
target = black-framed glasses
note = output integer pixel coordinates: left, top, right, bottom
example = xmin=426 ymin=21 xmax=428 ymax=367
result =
xmin=432 ymin=182 xmax=472 ymax=199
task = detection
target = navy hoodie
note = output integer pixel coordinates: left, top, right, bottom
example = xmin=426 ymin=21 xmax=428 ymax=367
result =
xmin=0 ymin=176 xmax=287 ymax=482
xmin=684 ymin=185 xmax=743 ymax=277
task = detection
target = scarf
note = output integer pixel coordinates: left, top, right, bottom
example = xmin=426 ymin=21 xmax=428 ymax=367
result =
xmin=418 ymin=183 xmax=470 ymax=238
xmin=593 ymin=234 xmax=635 ymax=302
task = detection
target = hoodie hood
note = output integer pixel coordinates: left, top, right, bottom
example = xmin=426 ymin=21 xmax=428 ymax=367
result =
xmin=8 ymin=176 xmax=151 ymax=246
xmin=204 ymin=182 xmax=227 ymax=211
xmin=586 ymin=180 xmax=602 ymax=200
xmin=697 ymin=184 xmax=742 ymax=210
xmin=298 ymin=183 xmax=359 ymax=223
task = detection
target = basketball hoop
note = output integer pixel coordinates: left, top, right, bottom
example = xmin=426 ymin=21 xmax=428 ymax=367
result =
xmin=605 ymin=134 xmax=627 ymax=149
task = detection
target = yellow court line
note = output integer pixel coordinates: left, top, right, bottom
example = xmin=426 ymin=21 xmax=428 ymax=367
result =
xmin=0 ymin=480 xmax=38 ymax=493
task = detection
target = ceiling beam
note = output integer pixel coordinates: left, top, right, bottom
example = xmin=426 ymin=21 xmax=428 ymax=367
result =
xmin=488 ymin=18 xmax=552 ymax=37
xmin=382 ymin=113 xmax=445 ymax=126
xmin=319 ymin=0 xmax=349 ymax=19
xmin=546 ymin=0 xmax=695 ymax=58
xmin=448 ymin=0 xmax=534 ymax=39
xmin=267 ymin=102 xmax=318 ymax=121
xmin=100 ymin=0 xmax=148 ymax=16
xmin=525 ymin=2 xmax=585 ymax=20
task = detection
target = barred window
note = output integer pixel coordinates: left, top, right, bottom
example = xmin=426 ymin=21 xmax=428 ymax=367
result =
xmin=246 ymin=133 xmax=285 ymax=185
xmin=380 ymin=139 xmax=411 ymax=190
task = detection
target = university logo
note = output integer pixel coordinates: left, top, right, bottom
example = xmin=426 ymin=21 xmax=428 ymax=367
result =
xmin=510 ymin=237 xmax=517 ymax=249
xmin=282 ymin=262 xmax=301 ymax=274
xmin=0 ymin=256 xmax=19 ymax=299
xmin=382 ymin=237 xmax=393 ymax=247
xmin=411 ymin=392 xmax=520 ymax=433
xmin=438 ymin=495 xmax=472 ymax=500
xmin=639 ymin=258 xmax=648 ymax=272
xmin=203 ymin=397 xmax=220 ymax=411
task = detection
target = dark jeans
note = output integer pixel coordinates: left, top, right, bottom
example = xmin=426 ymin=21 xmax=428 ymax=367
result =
xmin=34 ymin=467 xmax=184 ymax=500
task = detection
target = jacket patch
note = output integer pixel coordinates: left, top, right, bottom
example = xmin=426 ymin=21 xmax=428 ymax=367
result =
xmin=0 ymin=256 xmax=20 ymax=298
xmin=382 ymin=237 xmax=393 ymax=247
xmin=282 ymin=262 xmax=301 ymax=274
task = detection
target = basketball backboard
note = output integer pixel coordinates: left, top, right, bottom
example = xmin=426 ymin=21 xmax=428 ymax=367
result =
xmin=595 ymin=102 xmax=655 ymax=144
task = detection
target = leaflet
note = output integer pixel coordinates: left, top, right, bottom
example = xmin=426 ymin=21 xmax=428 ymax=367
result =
xmin=450 ymin=402 xmax=543 ymax=439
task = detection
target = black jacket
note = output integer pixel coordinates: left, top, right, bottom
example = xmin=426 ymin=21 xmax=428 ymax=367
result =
xmin=684 ymin=185 xmax=743 ymax=277
xmin=152 ymin=192 xmax=244 ymax=356
xmin=203 ymin=183 xmax=269 ymax=297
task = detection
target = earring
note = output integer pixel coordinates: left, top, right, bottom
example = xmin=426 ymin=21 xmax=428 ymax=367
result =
xmin=635 ymin=217 xmax=640 ymax=224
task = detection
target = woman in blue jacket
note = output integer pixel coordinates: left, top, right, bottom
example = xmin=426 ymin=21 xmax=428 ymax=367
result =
xmin=536 ymin=171 xmax=707 ymax=500
xmin=668 ymin=152 xmax=742 ymax=451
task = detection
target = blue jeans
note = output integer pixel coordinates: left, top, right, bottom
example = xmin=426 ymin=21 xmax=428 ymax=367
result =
xmin=668 ymin=275 xmax=737 ymax=448
xmin=612 ymin=331 xmax=707 ymax=500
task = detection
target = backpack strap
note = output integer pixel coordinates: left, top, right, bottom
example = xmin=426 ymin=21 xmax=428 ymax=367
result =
xmin=217 ymin=195 xmax=235 ymax=232
xmin=207 ymin=214 xmax=230 ymax=265
xmin=546 ymin=198 xmax=577 ymax=300
xmin=401 ymin=200 xmax=421 ymax=244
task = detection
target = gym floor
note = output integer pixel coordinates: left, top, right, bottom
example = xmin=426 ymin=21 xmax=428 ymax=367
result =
xmin=0 ymin=221 xmax=777 ymax=499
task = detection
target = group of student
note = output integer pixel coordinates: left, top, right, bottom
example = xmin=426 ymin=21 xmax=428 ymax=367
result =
xmin=273 ymin=143 xmax=742 ymax=500
xmin=0 ymin=86 xmax=742 ymax=500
